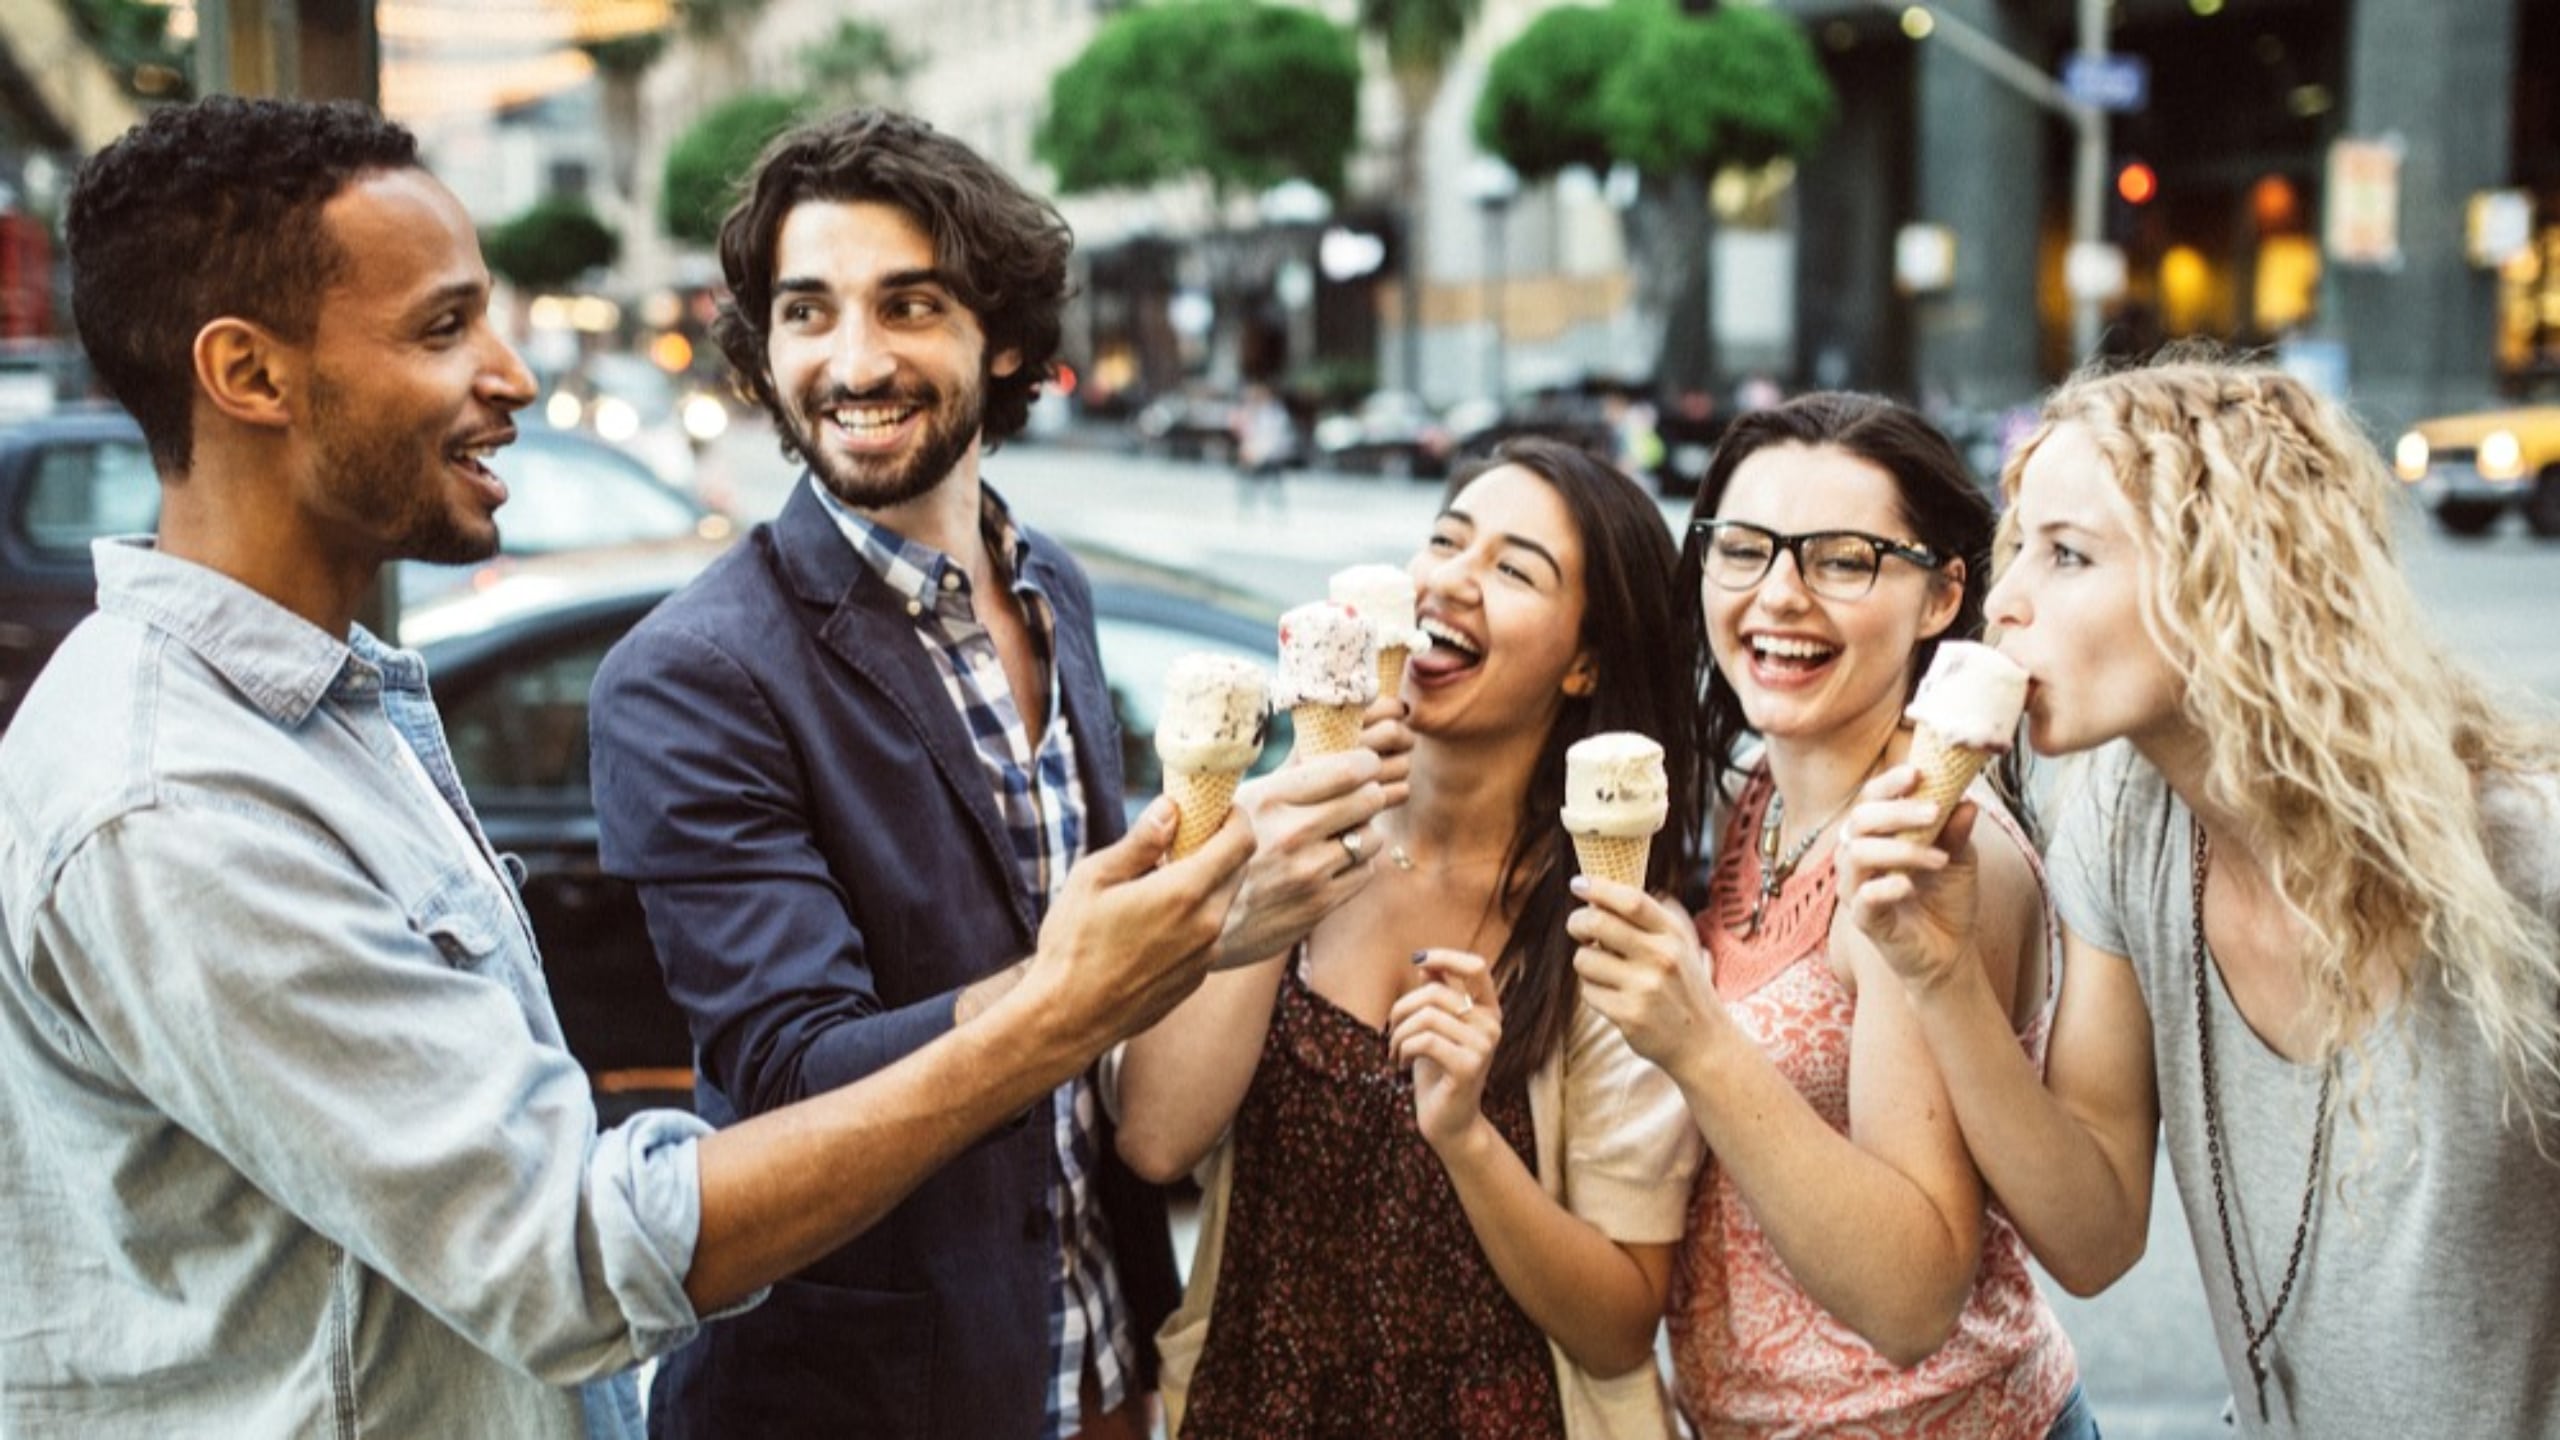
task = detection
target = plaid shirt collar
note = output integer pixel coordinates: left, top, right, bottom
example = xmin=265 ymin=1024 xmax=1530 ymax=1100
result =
xmin=809 ymin=473 xmax=1047 ymax=631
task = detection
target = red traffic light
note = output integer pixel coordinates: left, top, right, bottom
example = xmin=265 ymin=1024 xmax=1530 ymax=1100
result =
xmin=2116 ymin=162 xmax=2159 ymax=206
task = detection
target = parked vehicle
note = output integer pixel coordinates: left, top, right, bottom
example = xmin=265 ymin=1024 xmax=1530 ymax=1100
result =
xmin=1133 ymin=387 xmax=1240 ymax=465
xmin=405 ymin=539 xmax=1292 ymax=1121
xmin=0 ymin=407 xmax=732 ymax=729
xmin=2393 ymin=404 xmax=2560 ymax=538
xmin=1315 ymin=390 xmax=1452 ymax=478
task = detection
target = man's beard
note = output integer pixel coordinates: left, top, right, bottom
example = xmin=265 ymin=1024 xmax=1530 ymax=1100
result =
xmin=310 ymin=375 xmax=495 ymax=567
xmin=785 ymin=371 xmax=987 ymax=512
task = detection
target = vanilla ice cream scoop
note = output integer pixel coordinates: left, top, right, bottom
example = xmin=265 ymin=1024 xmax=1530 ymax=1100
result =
xmin=1560 ymin=732 xmax=1670 ymax=838
xmin=1327 ymin=563 xmax=1433 ymax=655
xmin=1272 ymin=601 xmax=1379 ymax=711
xmin=1902 ymin=641 xmax=2029 ymax=751
xmin=1156 ymin=653 xmax=1272 ymax=772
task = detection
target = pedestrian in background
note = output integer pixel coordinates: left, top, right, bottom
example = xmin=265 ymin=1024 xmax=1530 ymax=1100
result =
xmin=1570 ymin=393 xmax=2090 ymax=1438
xmin=0 ymin=95 xmax=1250 ymax=1439
xmin=1233 ymin=381 xmax=1294 ymax=516
xmin=1840 ymin=352 xmax=2560 ymax=1437
xmin=1115 ymin=438 xmax=1706 ymax=1439
xmin=589 ymin=108 xmax=1392 ymax=1439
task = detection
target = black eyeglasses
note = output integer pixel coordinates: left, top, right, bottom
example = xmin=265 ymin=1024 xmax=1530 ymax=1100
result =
xmin=1689 ymin=520 xmax=1946 ymax=601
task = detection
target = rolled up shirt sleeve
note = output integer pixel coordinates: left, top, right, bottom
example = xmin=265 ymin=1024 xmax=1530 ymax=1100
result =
xmin=35 ymin=802 xmax=727 ymax=1386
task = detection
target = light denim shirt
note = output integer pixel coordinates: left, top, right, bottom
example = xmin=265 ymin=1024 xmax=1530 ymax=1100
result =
xmin=0 ymin=540 xmax=722 ymax=1437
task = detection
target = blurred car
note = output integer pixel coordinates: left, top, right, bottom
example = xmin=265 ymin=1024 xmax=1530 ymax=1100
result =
xmin=1133 ymin=387 xmax=1239 ymax=465
xmin=1315 ymin=390 xmax=1452 ymax=478
xmin=540 ymin=352 xmax=713 ymax=492
xmin=404 ymin=539 xmax=1293 ymax=1121
xmin=1446 ymin=392 xmax=1615 ymax=473
xmin=0 ymin=407 xmax=732 ymax=730
xmin=2392 ymin=404 xmax=2560 ymax=538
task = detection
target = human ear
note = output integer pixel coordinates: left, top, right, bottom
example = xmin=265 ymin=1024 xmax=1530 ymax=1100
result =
xmin=1562 ymin=655 xmax=1598 ymax=697
xmin=1919 ymin=557 xmax=1967 ymax=641
xmin=192 ymin=319 xmax=295 ymax=432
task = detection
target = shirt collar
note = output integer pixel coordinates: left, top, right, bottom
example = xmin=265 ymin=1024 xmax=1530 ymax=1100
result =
xmin=808 ymin=472 xmax=1044 ymax=620
xmin=90 ymin=538 xmax=422 ymax=725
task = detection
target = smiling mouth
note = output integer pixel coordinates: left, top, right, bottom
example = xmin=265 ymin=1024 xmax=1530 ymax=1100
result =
xmin=827 ymin=402 xmax=921 ymax=438
xmin=1414 ymin=617 xmax=1483 ymax=676
xmin=1747 ymin=634 xmax=1839 ymax=675
xmin=445 ymin=433 xmax=512 ymax=501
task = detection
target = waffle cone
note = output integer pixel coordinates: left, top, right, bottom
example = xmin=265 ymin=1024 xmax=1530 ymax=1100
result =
xmin=1895 ymin=725 xmax=1994 ymax=845
xmin=1569 ymin=828 xmax=1655 ymax=889
xmin=1165 ymin=767 xmax=1244 ymax=859
xmin=1292 ymin=701 xmax=1366 ymax=758
xmin=1375 ymin=646 xmax=1409 ymax=705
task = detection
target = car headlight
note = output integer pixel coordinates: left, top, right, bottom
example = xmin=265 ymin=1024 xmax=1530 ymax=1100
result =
xmin=681 ymin=392 xmax=730 ymax=443
xmin=2479 ymin=429 xmax=2523 ymax=481
xmin=593 ymin=396 xmax=641 ymax=443
xmin=2392 ymin=431 xmax=2428 ymax=482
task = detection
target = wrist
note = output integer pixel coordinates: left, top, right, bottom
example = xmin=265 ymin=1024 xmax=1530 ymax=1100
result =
xmin=1428 ymin=1114 xmax=1502 ymax=1173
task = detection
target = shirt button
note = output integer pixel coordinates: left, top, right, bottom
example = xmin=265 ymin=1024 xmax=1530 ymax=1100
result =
xmin=905 ymin=599 xmax=923 ymax=617
xmin=942 ymin=572 xmax=963 ymax=592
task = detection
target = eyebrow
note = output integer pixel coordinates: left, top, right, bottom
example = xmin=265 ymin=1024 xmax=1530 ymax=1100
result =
xmin=1439 ymin=507 xmax=1565 ymax=581
xmin=773 ymin=267 xmax=955 ymax=298
xmin=405 ymin=278 xmax=485 ymax=324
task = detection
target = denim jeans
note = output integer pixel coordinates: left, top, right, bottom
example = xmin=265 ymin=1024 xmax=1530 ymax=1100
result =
xmin=2044 ymin=1382 xmax=2103 ymax=1440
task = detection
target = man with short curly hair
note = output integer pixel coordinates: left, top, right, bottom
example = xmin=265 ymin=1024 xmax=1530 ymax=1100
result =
xmin=0 ymin=95 xmax=1252 ymax=1438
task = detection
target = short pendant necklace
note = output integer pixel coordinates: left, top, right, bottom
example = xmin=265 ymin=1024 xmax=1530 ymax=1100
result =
xmin=1743 ymin=736 xmax=1898 ymax=937
xmin=2191 ymin=819 xmax=2333 ymax=1425
xmin=1743 ymin=789 xmax=1848 ymax=936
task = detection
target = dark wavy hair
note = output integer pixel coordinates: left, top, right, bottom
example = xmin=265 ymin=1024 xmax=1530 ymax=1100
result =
xmin=1679 ymin=392 xmax=2008 ymax=820
xmin=712 ymin=108 xmax=1072 ymax=451
xmin=1457 ymin=438 xmax=1701 ymax=1097
xmin=65 ymin=96 xmax=420 ymax=474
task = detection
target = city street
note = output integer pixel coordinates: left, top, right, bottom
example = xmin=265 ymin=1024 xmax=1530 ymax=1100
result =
xmin=702 ymin=416 xmax=2558 ymax=1437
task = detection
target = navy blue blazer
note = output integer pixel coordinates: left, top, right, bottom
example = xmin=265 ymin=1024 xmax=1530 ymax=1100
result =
xmin=590 ymin=479 xmax=1179 ymax=1440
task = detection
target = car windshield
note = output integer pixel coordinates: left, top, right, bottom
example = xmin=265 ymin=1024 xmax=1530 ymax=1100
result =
xmin=489 ymin=438 xmax=705 ymax=552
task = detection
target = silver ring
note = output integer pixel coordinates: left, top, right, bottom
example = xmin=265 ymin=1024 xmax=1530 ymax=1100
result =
xmin=1456 ymin=994 xmax=1474 ymax=1016
xmin=1339 ymin=830 xmax=1366 ymax=863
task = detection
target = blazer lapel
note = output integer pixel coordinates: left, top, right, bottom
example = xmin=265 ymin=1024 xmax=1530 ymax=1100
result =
xmin=769 ymin=480 xmax=1036 ymax=940
xmin=1030 ymin=540 xmax=1131 ymax=849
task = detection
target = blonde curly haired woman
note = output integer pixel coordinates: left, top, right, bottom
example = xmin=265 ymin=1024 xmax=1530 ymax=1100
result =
xmin=1838 ymin=351 xmax=2560 ymax=1438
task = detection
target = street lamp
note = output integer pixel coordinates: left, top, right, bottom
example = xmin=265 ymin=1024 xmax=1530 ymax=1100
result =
xmin=1466 ymin=157 xmax=1520 ymax=402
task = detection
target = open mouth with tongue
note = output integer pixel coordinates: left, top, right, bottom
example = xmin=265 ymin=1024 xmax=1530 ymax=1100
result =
xmin=1410 ymin=615 xmax=1484 ymax=683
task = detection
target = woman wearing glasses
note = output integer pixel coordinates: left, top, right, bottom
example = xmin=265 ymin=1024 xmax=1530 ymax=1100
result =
xmin=1568 ymin=393 xmax=2090 ymax=1437
xmin=1839 ymin=355 xmax=2560 ymax=1437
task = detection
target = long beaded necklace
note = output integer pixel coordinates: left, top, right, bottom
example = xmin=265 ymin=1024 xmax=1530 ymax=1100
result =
xmin=2190 ymin=819 xmax=2333 ymax=1425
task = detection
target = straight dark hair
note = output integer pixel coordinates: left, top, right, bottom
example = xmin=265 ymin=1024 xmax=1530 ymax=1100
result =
xmin=1461 ymin=438 xmax=1701 ymax=1097
xmin=712 ymin=108 xmax=1072 ymax=450
xmin=1678 ymin=392 xmax=2016 ymax=830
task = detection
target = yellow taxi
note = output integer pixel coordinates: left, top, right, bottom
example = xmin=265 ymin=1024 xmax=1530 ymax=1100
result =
xmin=2393 ymin=404 xmax=2560 ymax=537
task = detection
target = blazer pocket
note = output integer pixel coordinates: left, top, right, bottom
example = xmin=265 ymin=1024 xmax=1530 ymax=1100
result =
xmin=409 ymin=872 xmax=510 ymax=973
xmin=668 ymin=1279 xmax=938 ymax=1439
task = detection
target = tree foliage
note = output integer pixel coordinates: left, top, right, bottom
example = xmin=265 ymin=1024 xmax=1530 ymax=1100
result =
xmin=1039 ymin=1 xmax=1361 ymax=203
xmin=482 ymin=197 xmax=621 ymax=294
xmin=800 ymin=18 xmax=912 ymax=108
xmin=661 ymin=90 xmax=808 ymax=247
xmin=64 ymin=0 xmax=191 ymax=100
xmin=581 ymin=30 xmax=670 ymax=78
xmin=1474 ymin=0 xmax=1832 ymax=182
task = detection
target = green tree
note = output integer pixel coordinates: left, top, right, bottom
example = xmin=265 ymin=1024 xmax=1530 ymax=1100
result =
xmin=65 ymin=0 xmax=191 ymax=100
xmin=1039 ymin=1 xmax=1360 ymax=204
xmin=1475 ymin=0 xmax=1833 ymax=394
xmin=661 ymin=90 xmax=808 ymax=248
xmin=1358 ymin=0 xmax=1480 ymax=393
xmin=482 ymin=197 xmax=621 ymax=294
xmin=581 ymin=29 xmax=670 ymax=203
xmin=800 ymin=18 xmax=912 ymax=109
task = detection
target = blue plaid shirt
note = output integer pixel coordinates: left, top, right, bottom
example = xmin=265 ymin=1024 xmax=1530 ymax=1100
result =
xmin=816 ymin=478 xmax=1133 ymax=1437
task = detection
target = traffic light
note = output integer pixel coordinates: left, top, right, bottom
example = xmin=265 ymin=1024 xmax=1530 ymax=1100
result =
xmin=2116 ymin=161 xmax=2159 ymax=206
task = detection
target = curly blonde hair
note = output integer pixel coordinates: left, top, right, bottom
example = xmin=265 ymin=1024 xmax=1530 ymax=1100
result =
xmin=2006 ymin=349 xmax=2560 ymax=1125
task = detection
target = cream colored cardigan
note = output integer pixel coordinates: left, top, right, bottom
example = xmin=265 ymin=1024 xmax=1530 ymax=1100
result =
xmin=1121 ymin=997 xmax=1704 ymax=1440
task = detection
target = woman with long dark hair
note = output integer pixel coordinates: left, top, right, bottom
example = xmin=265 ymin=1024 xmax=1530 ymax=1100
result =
xmin=1569 ymin=393 xmax=2091 ymax=1437
xmin=1112 ymin=438 xmax=1706 ymax=1438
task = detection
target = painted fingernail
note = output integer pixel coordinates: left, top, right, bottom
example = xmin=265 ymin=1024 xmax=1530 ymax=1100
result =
xmin=1410 ymin=949 xmax=1430 ymax=966
xmin=1568 ymin=875 xmax=1590 ymax=897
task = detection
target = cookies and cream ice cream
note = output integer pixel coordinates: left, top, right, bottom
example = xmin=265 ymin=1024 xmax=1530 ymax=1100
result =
xmin=1327 ymin=564 xmax=1432 ymax=702
xmin=1155 ymin=653 xmax=1272 ymax=857
xmin=1561 ymin=732 xmax=1668 ymax=887
xmin=1273 ymin=601 xmax=1377 ymax=756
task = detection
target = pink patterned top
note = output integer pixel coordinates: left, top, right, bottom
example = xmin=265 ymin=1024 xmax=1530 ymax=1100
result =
xmin=1668 ymin=769 xmax=2078 ymax=1439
